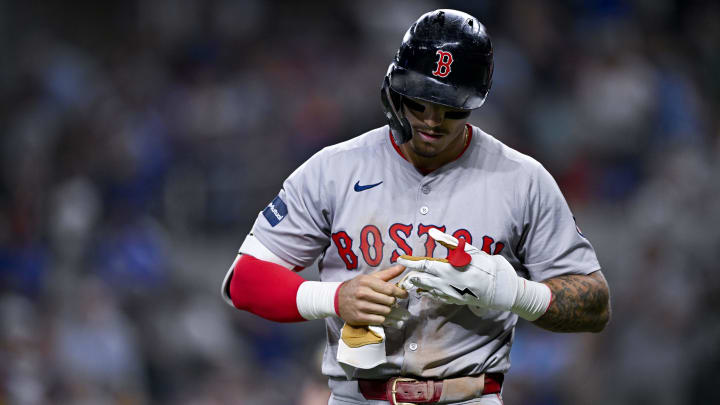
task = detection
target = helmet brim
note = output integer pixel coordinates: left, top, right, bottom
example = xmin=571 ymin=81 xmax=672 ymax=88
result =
xmin=389 ymin=66 xmax=487 ymax=110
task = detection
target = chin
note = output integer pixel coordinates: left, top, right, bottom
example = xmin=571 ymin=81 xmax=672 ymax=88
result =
xmin=409 ymin=141 xmax=441 ymax=158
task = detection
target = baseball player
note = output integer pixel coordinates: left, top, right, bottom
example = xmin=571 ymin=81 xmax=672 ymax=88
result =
xmin=221 ymin=9 xmax=610 ymax=405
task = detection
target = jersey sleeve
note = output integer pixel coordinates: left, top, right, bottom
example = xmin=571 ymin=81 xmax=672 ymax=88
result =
xmin=516 ymin=161 xmax=601 ymax=281
xmin=248 ymin=150 xmax=333 ymax=268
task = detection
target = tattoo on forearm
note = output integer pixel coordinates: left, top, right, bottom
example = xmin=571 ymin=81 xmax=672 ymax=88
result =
xmin=533 ymin=271 xmax=610 ymax=333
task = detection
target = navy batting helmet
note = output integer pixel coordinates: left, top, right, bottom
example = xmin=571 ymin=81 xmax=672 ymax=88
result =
xmin=381 ymin=9 xmax=493 ymax=144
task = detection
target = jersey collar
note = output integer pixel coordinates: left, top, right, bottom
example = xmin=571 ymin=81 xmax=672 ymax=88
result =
xmin=389 ymin=124 xmax=473 ymax=175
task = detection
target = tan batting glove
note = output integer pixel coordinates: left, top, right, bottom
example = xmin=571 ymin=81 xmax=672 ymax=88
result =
xmin=397 ymin=228 xmax=551 ymax=321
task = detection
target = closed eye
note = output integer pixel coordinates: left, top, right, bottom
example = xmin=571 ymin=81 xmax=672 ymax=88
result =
xmin=403 ymin=98 xmax=471 ymax=119
xmin=402 ymin=97 xmax=425 ymax=113
xmin=444 ymin=110 xmax=471 ymax=119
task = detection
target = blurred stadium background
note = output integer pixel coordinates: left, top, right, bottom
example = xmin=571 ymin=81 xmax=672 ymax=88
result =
xmin=1 ymin=1 xmax=719 ymax=404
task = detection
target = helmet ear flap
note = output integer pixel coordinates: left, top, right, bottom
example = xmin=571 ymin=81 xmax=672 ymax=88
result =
xmin=380 ymin=75 xmax=413 ymax=144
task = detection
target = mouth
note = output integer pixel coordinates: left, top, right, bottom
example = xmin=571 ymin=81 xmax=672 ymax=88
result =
xmin=416 ymin=129 xmax=446 ymax=142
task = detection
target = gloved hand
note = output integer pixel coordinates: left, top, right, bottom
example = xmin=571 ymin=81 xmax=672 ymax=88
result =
xmin=397 ymin=228 xmax=551 ymax=321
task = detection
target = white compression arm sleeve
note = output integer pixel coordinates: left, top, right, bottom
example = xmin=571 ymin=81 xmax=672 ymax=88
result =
xmin=296 ymin=281 xmax=342 ymax=320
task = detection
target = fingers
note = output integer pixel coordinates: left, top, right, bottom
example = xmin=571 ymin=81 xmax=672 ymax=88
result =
xmin=351 ymin=314 xmax=387 ymax=326
xmin=396 ymin=256 xmax=424 ymax=270
xmin=407 ymin=273 xmax=444 ymax=292
xmin=369 ymin=266 xmax=408 ymax=298
xmin=397 ymin=256 xmax=448 ymax=277
xmin=397 ymin=255 xmax=449 ymax=264
xmin=371 ymin=264 xmax=405 ymax=281
xmin=398 ymin=270 xmax=424 ymax=290
xmin=338 ymin=269 xmax=410 ymax=325
xmin=369 ymin=280 xmax=407 ymax=299
xmin=407 ymin=273 xmax=463 ymax=303
xmin=358 ymin=287 xmax=398 ymax=306
xmin=427 ymin=228 xmax=481 ymax=253
xmin=429 ymin=227 xmax=459 ymax=249
xmin=357 ymin=301 xmax=393 ymax=316
xmin=342 ymin=298 xmax=394 ymax=325
xmin=396 ymin=256 xmax=445 ymax=268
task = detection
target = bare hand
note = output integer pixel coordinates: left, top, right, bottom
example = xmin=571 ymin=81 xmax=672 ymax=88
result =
xmin=337 ymin=264 xmax=409 ymax=325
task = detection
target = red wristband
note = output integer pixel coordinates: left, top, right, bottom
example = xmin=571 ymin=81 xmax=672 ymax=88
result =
xmin=334 ymin=281 xmax=347 ymax=317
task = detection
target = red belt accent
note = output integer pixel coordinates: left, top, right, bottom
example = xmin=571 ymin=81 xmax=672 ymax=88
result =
xmin=358 ymin=373 xmax=503 ymax=404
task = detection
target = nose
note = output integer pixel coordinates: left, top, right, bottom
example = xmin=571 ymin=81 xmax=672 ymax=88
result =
xmin=422 ymin=105 xmax=444 ymax=127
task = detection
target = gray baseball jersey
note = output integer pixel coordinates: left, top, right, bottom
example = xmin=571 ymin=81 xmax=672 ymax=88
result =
xmin=246 ymin=124 xmax=600 ymax=380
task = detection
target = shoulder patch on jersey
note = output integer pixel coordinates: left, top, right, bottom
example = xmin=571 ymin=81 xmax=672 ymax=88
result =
xmin=263 ymin=196 xmax=288 ymax=227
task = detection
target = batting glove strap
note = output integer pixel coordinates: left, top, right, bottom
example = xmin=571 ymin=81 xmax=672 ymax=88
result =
xmin=510 ymin=277 xmax=552 ymax=321
xmin=489 ymin=253 xmax=551 ymax=320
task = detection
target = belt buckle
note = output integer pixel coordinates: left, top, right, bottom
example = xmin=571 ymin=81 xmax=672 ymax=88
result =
xmin=390 ymin=377 xmax=418 ymax=405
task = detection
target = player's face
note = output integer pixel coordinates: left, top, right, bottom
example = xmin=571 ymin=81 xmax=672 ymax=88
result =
xmin=402 ymin=97 xmax=471 ymax=159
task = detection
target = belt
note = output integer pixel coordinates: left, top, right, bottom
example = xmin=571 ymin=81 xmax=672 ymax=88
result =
xmin=358 ymin=373 xmax=503 ymax=404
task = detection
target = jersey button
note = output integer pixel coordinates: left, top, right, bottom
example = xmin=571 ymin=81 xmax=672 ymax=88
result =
xmin=419 ymin=206 xmax=429 ymax=215
xmin=408 ymin=342 xmax=418 ymax=351
xmin=421 ymin=185 xmax=431 ymax=194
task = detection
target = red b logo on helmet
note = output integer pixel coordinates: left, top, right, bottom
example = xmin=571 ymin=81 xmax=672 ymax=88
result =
xmin=432 ymin=50 xmax=453 ymax=77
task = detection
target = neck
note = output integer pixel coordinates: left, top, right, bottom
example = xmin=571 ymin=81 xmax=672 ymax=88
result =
xmin=400 ymin=125 xmax=469 ymax=174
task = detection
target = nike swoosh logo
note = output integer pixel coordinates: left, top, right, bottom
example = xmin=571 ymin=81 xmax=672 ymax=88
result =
xmin=354 ymin=181 xmax=383 ymax=192
xmin=451 ymin=285 xmax=478 ymax=298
